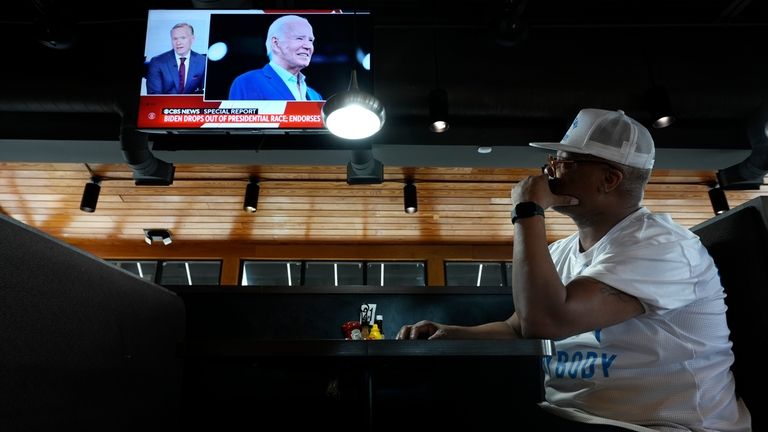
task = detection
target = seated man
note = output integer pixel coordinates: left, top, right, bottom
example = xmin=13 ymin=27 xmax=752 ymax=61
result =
xmin=398 ymin=108 xmax=752 ymax=431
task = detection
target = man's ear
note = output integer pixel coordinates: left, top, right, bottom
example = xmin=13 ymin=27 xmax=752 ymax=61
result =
xmin=602 ymin=167 xmax=624 ymax=193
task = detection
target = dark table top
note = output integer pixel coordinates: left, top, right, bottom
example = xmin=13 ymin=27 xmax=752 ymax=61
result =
xmin=181 ymin=338 xmax=555 ymax=358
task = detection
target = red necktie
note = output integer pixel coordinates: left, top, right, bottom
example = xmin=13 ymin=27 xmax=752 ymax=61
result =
xmin=178 ymin=57 xmax=186 ymax=93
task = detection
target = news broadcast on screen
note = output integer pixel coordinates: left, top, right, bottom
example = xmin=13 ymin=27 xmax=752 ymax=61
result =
xmin=137 ymin=9 xmax=373 ymax=133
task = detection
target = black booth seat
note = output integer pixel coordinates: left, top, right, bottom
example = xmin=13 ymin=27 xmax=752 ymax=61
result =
xmin=691 ymin=196 xmax=768 ymax=430
xmin=0 ymin=214 xmax=186 ymax=432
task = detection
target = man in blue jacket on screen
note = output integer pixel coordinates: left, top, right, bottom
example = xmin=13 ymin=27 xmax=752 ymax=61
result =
xmin=228 ymin=15 xmax=322 ymax=101
xmin=146 ymin=22 xmax=206 ymax=95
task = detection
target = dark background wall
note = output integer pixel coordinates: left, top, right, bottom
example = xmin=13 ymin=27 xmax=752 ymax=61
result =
xmin=173 ymin=285 xmax=514 ymax=340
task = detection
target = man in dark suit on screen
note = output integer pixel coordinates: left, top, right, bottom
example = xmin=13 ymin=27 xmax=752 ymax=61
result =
xmin=146 ymin=22 xmax=206 ymax=94
xmin=228 ymin=15 xmax=322 ymax=101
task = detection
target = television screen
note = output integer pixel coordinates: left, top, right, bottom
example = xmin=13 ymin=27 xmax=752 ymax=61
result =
xmin=137 ymin=9 xmax=373 ymax=133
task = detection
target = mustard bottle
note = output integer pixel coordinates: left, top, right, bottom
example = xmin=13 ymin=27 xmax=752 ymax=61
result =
xmin=368 ymin=323 xmax=383 ymax=340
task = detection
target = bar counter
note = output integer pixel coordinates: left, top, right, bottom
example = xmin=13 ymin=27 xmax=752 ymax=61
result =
xmin=182 ymin=337 xmax=555 ymax=358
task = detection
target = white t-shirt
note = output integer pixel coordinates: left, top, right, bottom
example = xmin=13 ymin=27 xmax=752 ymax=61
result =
xmin=541 ymin=208 xmax=751 ymax=431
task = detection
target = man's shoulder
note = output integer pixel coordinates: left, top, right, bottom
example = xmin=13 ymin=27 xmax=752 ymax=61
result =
xmin=149 ymin=50 xmax=174 ymax=63
xmin=234 ymin=65 xmax=273 ymax=80
xmin=636 ymin=210 xmax=693 ymax=239
xmin=306 ymin=86 xmax=323 ymax=101
xmin=604 ymin=210 xmax=700 ymax=253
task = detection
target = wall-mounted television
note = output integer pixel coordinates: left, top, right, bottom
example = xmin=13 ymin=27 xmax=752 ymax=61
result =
xmin=137 ymin=9 xmax=373 ymax=134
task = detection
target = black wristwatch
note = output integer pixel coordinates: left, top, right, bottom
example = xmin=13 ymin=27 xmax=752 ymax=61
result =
xmin=511 ymin=201 xmax=545 ymax=224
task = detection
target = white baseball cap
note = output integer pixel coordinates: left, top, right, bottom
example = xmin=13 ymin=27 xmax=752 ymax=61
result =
xmin=530 ymin=108 xmax=655 ymax=169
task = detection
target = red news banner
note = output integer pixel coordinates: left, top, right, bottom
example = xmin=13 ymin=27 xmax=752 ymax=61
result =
xmin=138 ymin=96 xmax=325 ymax=129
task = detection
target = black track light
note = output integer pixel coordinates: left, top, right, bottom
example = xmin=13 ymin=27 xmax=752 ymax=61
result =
xmin=243 ymin=179 xmax=260 ymax=213
xmin=144 ymin=229 xmax=172 ymax=245
xmin=708 ymin=186 xmax=730 ymax=215
xmin=80 ymin=176 xmax=101 ymax=213
xmin=404 ymin=182 xmax=418 ymax=214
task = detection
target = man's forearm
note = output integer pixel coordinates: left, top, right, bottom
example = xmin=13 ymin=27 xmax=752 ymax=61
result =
xmin=512 ymin=216 xmax=567 ymax=338
xmin=445 ymin=320 xmax=520 ymax=339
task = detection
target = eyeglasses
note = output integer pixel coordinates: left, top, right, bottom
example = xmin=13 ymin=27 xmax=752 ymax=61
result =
xmin=542 ymin=154 xmax=623 ymax=178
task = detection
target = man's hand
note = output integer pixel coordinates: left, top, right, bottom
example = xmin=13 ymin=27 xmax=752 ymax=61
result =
xmin=512 ymin=174 xmax=578 ymax=209
xmin=395 ymin=320 xmax=449 ymax=340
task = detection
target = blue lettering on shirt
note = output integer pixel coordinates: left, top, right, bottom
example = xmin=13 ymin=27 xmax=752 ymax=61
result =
xmin=601 ymin=353 xmax=617 ymax=377
xmin=555 ymin=351 xmax=568 ymax=377
xmin=583 ymin=351 xmax=597 ymax=378
xmin=543 ymin=350 xmax=614 ymax=379
xmin=568 ymin=351 xmax=583 ymax=378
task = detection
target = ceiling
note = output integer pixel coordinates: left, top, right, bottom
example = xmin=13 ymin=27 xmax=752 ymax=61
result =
xmin=1 ymin=1 xmax=767 ymax=247
xmin=1 ymin=0 xmax=767 ymax=163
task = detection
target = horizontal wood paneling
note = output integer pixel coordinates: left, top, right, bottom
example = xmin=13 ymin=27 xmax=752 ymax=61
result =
xmin=1 ymin=162 xmax=766 ymax=248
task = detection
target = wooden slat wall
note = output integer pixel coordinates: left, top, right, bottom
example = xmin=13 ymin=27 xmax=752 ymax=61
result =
xmin=1 ymin=162 xmax=767 ymax=259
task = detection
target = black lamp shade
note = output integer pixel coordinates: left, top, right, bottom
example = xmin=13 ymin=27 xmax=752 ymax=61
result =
xmin=708 ymin=187 xmax=730 ymax=215
xmin=647 ymin=86 xmax=676 ymax=129
xmin=243 ymin=181 xmax=260 ymax=212
xmin=404 ymin=182 xmax=418 ymax=214
xmin=428 ymin=88 xmax=449 ymax=133
xmin=80 ymin=181 xmax=101 ymax=212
